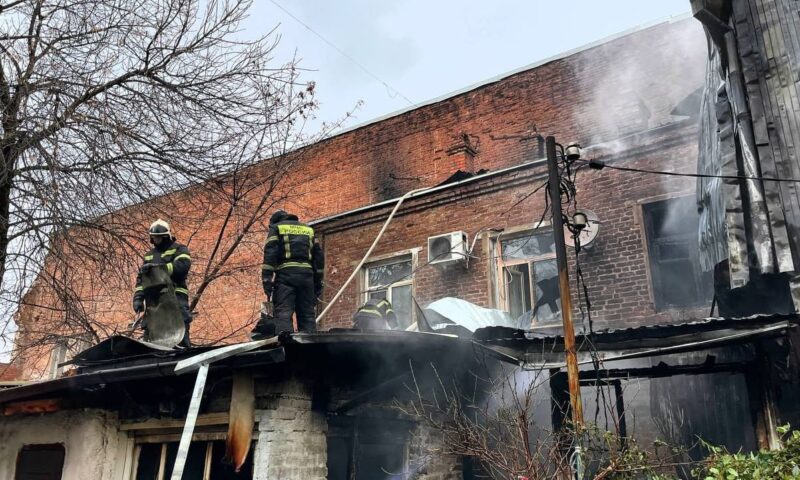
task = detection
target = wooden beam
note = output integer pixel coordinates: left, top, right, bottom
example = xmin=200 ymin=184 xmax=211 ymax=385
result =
xmin=120 ymin=412 xmax=230 ymax=431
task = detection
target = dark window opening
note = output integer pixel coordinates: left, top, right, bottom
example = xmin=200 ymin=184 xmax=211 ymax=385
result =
xmin=327 ymin=417 xmax=410 ymax=479
xmin=15 ymin=444 xmax=65 ymax=480
xmin=643 ymin=197 xmax=713 ymax=310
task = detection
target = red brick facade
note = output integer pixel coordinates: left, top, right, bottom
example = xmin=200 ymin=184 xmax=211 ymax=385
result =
xmin=13 ymin=17 xmax=708 ymax=378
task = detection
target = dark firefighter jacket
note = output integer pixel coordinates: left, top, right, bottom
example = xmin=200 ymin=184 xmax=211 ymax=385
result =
xmin=134 ymin=240 xmax=192 ymax=299
xmin=262 ymin=215 xmax=324 ymax=290
xmin=353 ymin=298 xmax=397 ymax=330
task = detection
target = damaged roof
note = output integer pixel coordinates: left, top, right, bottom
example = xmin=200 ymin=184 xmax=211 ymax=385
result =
xmin=0 ymin=330 xmax=478 ymax=406
xmin=2 ymin=314 xmax=795 ymax=406
xmin=474 ymin=313 xmax=799 ymax=367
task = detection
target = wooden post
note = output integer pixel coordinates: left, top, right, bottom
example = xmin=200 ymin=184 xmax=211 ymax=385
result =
xmin=546 ymin=136 xmax=584 ymax=427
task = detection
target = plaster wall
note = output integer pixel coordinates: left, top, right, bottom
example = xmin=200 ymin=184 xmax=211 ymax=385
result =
xmin=0 ymin=409 xmax=133 ymax=480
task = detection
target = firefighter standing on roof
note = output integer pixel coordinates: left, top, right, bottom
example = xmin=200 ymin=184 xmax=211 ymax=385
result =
xmin=133 ymin=219 xmax=193 ymax=347
xmin=262 ymin=211 xmax=324 ymax=333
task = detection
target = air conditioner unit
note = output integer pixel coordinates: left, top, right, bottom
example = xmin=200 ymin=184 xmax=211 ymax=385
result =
xmin=428 ymin=231 xmax=468 ymax=265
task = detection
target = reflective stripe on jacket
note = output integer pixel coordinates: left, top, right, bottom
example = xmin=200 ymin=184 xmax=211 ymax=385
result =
xmin=134 ymin=240 xmax=192 ymax=299
xmin=262 ymin=220 xmax=324 ymax=286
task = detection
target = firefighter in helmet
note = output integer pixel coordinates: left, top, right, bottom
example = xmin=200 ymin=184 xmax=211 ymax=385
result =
xmin=261 ymin=210 xmax=324 ymax=333
xmin=353 ymin=298 xmax=397 ymax=330
xmin=132 ymin=219 xmax=193 ymax=347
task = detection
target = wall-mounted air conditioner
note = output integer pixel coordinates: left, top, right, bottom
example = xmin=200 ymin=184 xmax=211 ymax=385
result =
xmin=427 ymin=231 xmax=468 ymax=265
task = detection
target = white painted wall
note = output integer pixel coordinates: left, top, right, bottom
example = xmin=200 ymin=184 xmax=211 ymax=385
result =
xmin=0 ymin=409 xmax=134 ymax=480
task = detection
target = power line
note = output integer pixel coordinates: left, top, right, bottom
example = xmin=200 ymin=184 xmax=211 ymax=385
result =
xmin=582 ymin=159 xmax=800 ymax=183
xmin=268 ymin=0 xmax=416 ymax=107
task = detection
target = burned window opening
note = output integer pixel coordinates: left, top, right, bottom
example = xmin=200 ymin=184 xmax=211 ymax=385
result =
xmin=643 ymin=197 xmax=713 ymax=310
xmin=134 ymin=440 xmax=253 ymax=480
xmin=327 ymin=416 xmax=411 ymax=480
xmin=15 ymin=444 xmax=65 ymax=480
xmin=498 ymin=229 xmax=561 ymax=326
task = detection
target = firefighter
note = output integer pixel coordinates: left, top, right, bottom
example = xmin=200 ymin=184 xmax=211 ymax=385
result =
xmin=261 ymin=211 xmax=324 ymax=333
xmin=352 ymin=298 xmax=397 ymax=330
xmin=132 ymin=219 xmax=193 ymax=347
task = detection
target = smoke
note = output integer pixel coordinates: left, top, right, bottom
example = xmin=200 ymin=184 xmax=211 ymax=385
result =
xmin=574 ymin=18 xmax=706 ymax=152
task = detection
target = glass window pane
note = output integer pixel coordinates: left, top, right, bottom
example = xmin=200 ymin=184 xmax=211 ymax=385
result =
xmin=391 ymin=284 xmax=412 ymax=330
xmin=533 ymin=259 xmax=561 ymax=324
xmin=502 ymin=232 xmax=555 ymax=260
xmin=504 ymin=264 xmax=532 ymax=320
xmin=368 ymin=290 xmax=387 ymax=301
xmin=367 ymin=260 xmax=412 ymax=288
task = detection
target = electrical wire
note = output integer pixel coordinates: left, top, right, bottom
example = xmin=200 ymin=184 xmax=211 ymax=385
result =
xmin=268 ymin=0 xmax=416 ymax=106
xmin=580 ymin=159 xmax=800 ymax=183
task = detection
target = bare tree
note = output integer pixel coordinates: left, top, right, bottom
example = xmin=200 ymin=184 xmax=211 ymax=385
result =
xmin=0 ymin=0 xmax=348 ymax=373
xmin=398 ymin=362 xmax=692 ymax=479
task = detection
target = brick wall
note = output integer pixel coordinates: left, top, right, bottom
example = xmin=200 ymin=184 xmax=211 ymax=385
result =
xmin=254 ymin=380 xmax=328 ymax=479
xmin=316 ymin=120 xmax=708 ymax=332
xmin=13 ymin=17 xmax=708 ymax=378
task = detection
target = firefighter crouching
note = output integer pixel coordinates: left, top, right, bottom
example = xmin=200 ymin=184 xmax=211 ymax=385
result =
xmin=261 ymin=211 xmax=324 ymax=333
xmin=353 ymin=298 xmax=397 ymax=330
xmin=133 ymin=219 xmax=193 ymax=347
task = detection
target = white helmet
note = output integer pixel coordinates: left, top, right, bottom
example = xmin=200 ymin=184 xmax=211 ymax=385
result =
xmin=148 ymin=219 xmax=172 ymax=237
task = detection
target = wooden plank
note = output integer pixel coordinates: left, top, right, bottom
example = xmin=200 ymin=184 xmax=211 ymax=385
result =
xmin=120 ymin=412 xmax=230 ymax=431
xmin=170 ymin=363 xmax=209 ymax=480
xmin=173 ymin=338 xmax=279 ymax=375
xmin=136 ymin=432 xmax=229 ymax=444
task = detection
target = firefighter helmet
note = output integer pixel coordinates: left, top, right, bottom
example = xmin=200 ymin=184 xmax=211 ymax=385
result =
xmin=148 ymin=219 xmax=172 ymax=237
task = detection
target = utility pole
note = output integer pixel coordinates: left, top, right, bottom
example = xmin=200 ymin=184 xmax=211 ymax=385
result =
xmin=545 ymin=136 xmax=584 ymax=428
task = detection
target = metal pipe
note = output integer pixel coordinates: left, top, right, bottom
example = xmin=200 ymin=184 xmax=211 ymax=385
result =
xmin=546 ymin=136 xmax=584 ymax=427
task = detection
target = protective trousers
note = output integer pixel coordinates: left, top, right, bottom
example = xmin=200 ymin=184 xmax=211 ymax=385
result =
xmin=176 ymin=292 xmax=193 ymax=347
xmin=272 ymin=268 xmax=317 ymax=333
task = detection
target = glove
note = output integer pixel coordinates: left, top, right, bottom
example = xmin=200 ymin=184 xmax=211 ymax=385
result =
xmin=140 ymin=263 xmax=154 ymax=274
xmin=315 ymin=283 xmax=323 ymax=301
xmin=132 ymin=297 xmax=144 ymax=313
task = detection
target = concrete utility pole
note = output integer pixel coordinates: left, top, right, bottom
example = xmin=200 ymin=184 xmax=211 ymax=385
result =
xmin=545 ymin=136 xmax=584 ymax=427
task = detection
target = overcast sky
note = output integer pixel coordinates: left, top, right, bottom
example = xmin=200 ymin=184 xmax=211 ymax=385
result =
xmin=242 ymin=0 xmax=692 ymax=134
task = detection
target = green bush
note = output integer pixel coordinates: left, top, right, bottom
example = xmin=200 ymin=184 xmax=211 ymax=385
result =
xmin=694 ymin=426 xmax=800 ymax=480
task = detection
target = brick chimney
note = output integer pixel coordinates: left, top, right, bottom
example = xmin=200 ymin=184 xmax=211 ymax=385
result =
xmin=445 ymin=133 xmax=478 ymax=174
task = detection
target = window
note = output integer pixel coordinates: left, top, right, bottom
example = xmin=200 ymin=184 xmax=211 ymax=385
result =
xmin=15 ymin=444 xmax=65 ymax=480
xmin=46 ymin=342 xmax=66 ymax=380
xmin=327 ymin=417 xmax=410 ymax=480
xmin=134 ymin=440 xmax=253 ymax=480
xmin=364 ymin=256 xmax=413 ymax=329
xmin=643 ymin=196 xmax=713 ymax=310
xmin=498 ymin=230 xmax=561 ymax=327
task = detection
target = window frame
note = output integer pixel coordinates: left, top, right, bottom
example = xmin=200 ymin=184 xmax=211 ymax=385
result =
xmin=125 ymin=414 xmax=254 ymax=480
xmin=361 ymin=249 xmax=419 ymax=330
xmin=130 ymin=440 xmax=253 ymax=480
xmin=495 ymin=226 xmax=561 ymax=327
xmin=639 ymin=193 xmax=713 ymax=311
xmin=327 ymin=416 xmax=412 ymax=480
